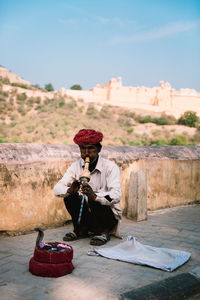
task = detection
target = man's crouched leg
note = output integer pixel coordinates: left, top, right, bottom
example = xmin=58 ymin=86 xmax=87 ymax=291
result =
xmin=88 ymin=200 xmax=118 ymax=246
xmin=63 ymin=193 xmax=90 ymax=240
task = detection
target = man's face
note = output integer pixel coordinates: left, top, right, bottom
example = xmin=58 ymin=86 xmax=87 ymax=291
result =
xmin=79 ymin=144 xmax=100 ymax=162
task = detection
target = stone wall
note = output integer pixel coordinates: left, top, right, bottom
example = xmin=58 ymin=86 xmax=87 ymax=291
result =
xmin=0 ymin=144 xmax=200 ymax=233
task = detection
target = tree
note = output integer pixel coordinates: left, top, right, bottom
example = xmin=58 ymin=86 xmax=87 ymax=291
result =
xmin=45 ymin=83 xmax=54 ymax=92
xmin=178 ymin=111 xmax=199 ymax=127
xmin=70 ymin=84 xmax=82 ymax=90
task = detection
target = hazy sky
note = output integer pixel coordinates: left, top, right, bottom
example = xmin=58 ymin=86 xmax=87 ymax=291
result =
xmin=0 ymin=0 xmax=199 ymax=91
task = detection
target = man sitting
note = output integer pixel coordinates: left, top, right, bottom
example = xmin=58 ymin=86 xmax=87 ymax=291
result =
xmin=54 ymin=129 xmax=122 ymax=246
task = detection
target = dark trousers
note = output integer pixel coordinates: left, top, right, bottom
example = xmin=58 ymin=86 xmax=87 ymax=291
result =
xmin=64 ymin=193 xmax=117 ymax=236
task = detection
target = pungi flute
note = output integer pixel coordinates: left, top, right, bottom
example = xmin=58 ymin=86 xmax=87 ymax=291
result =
xmin=77 ymin=157 xmax=91 ymax=224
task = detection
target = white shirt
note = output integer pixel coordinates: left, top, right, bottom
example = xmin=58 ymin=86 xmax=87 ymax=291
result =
xmin=54 ymin=156 xmax=122 ymax=220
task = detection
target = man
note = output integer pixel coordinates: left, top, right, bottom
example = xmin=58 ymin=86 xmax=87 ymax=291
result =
xmin=54 ymin=129 xmax=122 ymax=246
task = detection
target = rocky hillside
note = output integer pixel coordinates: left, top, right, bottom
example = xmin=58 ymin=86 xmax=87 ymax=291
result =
xmin=0 ymin=66 xmax=199 ymax=145
xmin=0 ymin=66 xmax=31 ymax=86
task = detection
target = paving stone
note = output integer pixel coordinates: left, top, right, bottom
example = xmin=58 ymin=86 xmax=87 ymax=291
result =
xmin=21 ymin=287 xmax=51 ymax=300
xmin=0 ymin=253 xmax=13 ymax=260
xmin=0 ymin=204 xmax=200 ymax=300
xmin=0 ymin=282 xmax=32 ymax=300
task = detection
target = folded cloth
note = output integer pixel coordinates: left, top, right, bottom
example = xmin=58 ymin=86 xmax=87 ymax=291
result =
xmin=87 ymin=236 xmax=191 ymax=272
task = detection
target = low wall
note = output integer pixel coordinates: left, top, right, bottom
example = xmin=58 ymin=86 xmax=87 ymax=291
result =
xmin=0 ymin=144 xmax=200 ymax=233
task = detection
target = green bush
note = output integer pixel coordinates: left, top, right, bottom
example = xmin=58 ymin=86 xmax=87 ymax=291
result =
xmin=78 ymin=106 xmax=84 ymax=113
xmin=161 ymin=114 xmax=177 ymax=125
xmin=9 ymin=122 xmax=17 ymax=128
xmin=86 ymin=104 xmax=99 ymax=117
xmin=127 ymin=127 xmax=134 ymax=134
xmin=59 ymin=101 xmax=65 ymax=108
xmin=17 ymin=105 xmax=26 ymax=115
xmin=35 ymin=97 xmax=41 ymax=104
xmin=128 ymin=140 xmax=141 ymax=146
xmin=44 ymin=98 xmax=51 ymax=105
xmin=26 ymin=125 xmax=35 ymax=133
xmin=170 ymin=135 xmax=188 ymax=145
xmin=153 ymin=117 xmax=168 ymax=125
xmin=150 ymin=139 xmax=168 ymax=146
xmin=70 ymin=84 xmax=82 ymax=90
xmin=117 ymin=117 xmax=132 ymax=127
xmin=10 ymin=114 xmax=18 ymax=120
xmin=0 ymin=89 xmax=8 ymax=97
xmin=0 ymin=102 xmax=7 ymax=112
xmin=178 ymin=111 xmax=199 ymax=127
xmin=16 ymin=93 xmax=27 ymax=102
xmin=45 ymin=83 xmax=54 ymax=92
xmin=27 ymin=97 xmax=34 ymax=107
xmin=0 ymin=97 xmax=6 ymax=102
xmin=35 ymin=105 xmax=42 ymax=110
xmin=139 ymin=115 xmax=153 ymax=123
xmin=66 ymin=100 xmax=77 ymax=110
xmin=137 ymin=114 xmax=177 ymax=125
xmin=11 ymin=83 xmax=29 ymax=89
xmin=0 ymin=137 xmax=8 ymax=143
xmin=0 ymin=77 xmax=10 ymax=84
xmin=2 ymin=91 xmax=8 ymax=97
xmin=13 ymin=137 xmax=21 ymax=143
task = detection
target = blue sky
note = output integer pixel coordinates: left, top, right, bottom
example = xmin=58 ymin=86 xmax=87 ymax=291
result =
xmin=0 ymin=0 xmax=199 ymax=91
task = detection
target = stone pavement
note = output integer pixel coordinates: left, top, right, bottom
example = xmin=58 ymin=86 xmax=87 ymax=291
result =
xmin=0 ymin=204 xmax=200 ymax=300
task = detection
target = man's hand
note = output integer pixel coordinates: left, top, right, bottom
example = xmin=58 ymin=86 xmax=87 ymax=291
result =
xmin=67 ymin=180 xmax=80 ymax=195
xmin=81 ymin=183 xmax=97 ymax=201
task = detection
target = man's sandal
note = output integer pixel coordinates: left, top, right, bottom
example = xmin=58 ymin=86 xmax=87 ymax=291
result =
xmin=90 ymin=233 xmax=110 ymax=246
xmin=63 ymin=231 xmax=89 ymax=242
xmin=63 ymin=232 xmax=78 ymax=241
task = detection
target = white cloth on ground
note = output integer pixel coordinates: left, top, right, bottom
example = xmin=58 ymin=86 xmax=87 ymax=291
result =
xmin=87 ymin=236 xmax=191 ymax=272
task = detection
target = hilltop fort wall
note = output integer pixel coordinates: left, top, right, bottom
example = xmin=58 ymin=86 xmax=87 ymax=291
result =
xmin=61 ymin=77 xmax=200 ymax=117
xmin=1 ymin=64 xmax=200 ymax=117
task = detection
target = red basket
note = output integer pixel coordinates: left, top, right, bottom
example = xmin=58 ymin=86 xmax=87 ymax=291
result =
xmin=29 ymin=243 xmax=74 ymax=277
xmin=33 ymin=242 xmax=73 ymax=264
xmin=29 ymin=257 xmax=74 ymax=278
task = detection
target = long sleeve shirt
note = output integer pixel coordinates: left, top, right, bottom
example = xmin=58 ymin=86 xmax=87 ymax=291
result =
xmin=54 ymin=156 xmax=122 ymax=220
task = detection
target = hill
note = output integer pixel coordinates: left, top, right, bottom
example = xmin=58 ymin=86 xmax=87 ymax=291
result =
xmin=0 ymin=67 xmax=199 ymax=145
xmin=0 ymin=66 xmax=31 ymax=86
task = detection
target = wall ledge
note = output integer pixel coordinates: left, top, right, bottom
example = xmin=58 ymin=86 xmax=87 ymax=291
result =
xmin=0 ymin=143 xmax=200 ymax=165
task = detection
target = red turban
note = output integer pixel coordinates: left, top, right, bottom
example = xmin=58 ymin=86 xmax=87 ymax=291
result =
xmin=73 ymin=129 xmax=103 ymax=146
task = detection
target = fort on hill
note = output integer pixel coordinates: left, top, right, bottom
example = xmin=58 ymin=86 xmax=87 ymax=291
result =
xmin=60 ymin=77 xmax=200 ymax=117
xmin=1 ymin=65 xmax=200 ymax=117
